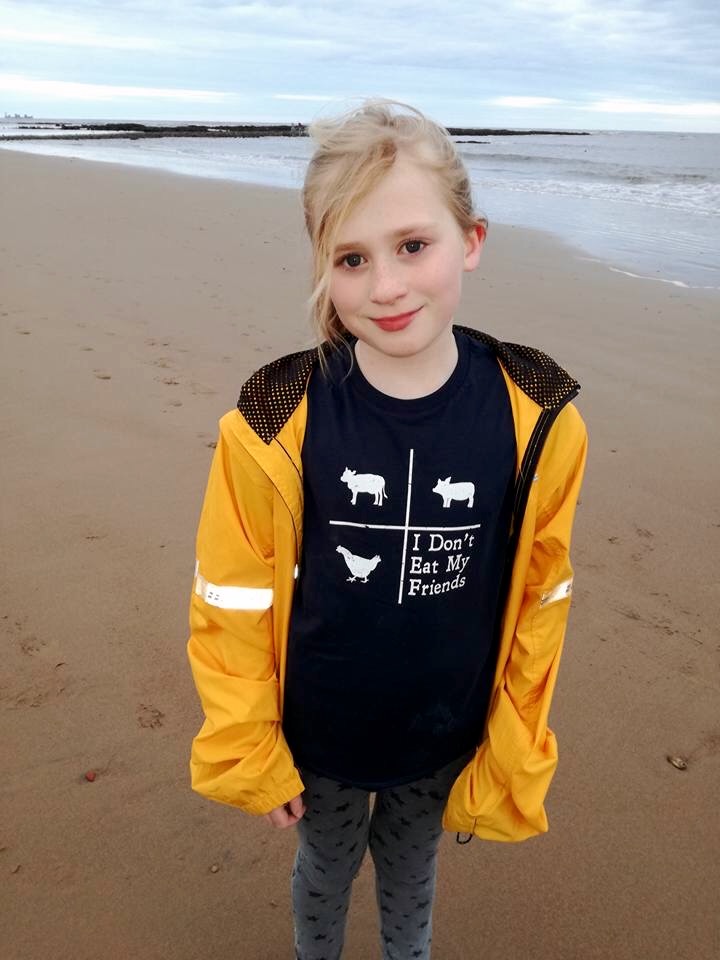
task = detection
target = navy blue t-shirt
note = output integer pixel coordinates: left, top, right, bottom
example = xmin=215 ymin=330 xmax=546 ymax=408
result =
xmin=282 ymin=331 xmax=516 ymax=788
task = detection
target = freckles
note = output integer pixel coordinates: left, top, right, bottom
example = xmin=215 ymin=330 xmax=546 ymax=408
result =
xmin=427 ymin=262 xmax=460 ymax=295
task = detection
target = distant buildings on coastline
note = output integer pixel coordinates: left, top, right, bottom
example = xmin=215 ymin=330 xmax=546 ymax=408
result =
xmin=3 ymin=113 xmax=34 ymax=119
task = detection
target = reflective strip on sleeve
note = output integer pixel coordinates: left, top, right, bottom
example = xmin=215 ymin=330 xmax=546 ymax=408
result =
xmin=540 ymin=577 xmax=573 ymax=606
xmin=194 ymin=570 xmax=273 ymax=611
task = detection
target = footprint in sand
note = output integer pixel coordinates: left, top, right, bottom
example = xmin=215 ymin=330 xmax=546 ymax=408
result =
xmin=94 ymin=372 xmax=112 ymax=380
xmin=189 ymin=382 xmax=216 ymax=397
xmin=10 ymin=616 xmax=46 ymax=657
xmin=81 ymin=346 xmax=94 ymax=352
xmin=137 ymin=704 xmax=164 ymax=729
xmin=631 ymin=526 xmax=655 ymax=561
xmin=12 ymin=670 xmax=68 ymax=708
xmin=19 ymin=634 xmax=44 ymax=656
xmin=161 ymin=377 xmax=180 ymax=386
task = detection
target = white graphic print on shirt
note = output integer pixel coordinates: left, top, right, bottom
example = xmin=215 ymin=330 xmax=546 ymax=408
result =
xmin=331 ymin=450 xmax=481 ymax=604
xmin=432 ymin=476 xmax=475 ymax=508
xmin=336 ymin=546 xmax=382 ymax=583
xmin=340 ymin=467 xmax=388 ymax=506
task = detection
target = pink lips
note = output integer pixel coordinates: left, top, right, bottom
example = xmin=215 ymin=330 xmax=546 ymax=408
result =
xmin=371 ymin=307 xmax=421 ymax=332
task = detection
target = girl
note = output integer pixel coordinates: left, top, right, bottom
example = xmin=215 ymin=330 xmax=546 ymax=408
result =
xmin=187 ymin=99 xmax=587 ymax=960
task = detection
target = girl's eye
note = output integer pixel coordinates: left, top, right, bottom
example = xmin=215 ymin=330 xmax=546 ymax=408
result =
xmin=342 ymin=253 xmax=364 ymax=269
xmin=403 ymin=239 xmax=425 ymax=254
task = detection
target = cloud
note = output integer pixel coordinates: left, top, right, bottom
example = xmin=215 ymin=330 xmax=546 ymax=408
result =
xmin=589 ymin=98 xmax=720 ymax=117
xmin=0 ymin=26 xmax=165 ymax=51
xmin=0 ymin=73 xmax=236 ymax=102
xmin=490 ymin=97 xmax=565 ymax=108
xmin=273 ymin=94 xmax=345 ymax=102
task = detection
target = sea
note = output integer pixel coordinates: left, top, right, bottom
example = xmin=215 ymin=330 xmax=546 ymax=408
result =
xmin=1 ymin=119 xmax=718 ymax=291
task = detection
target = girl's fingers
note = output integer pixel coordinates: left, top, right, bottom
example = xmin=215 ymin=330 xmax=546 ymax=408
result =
xmin=287 ymin=794 xmax=306 ymax=820
xmin=264 ymin=795 xmax=306 ymax=828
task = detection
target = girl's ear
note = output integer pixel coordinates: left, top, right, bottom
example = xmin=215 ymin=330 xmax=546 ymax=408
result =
xmin=463 ymin=223 xmax=486 ymax=272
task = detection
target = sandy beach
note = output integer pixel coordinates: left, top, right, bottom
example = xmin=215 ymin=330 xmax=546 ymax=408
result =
xmin=1 ymin=149 xmax=719 ymax=960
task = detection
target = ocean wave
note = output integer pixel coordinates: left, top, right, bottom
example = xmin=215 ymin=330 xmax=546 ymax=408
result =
xmin=608 ymin=170 xmax=711 ymax=185
xmin=462 ymin=152 xmax=715 ymax=186
xmin=470 ymin=172 xmax=720 ymax=217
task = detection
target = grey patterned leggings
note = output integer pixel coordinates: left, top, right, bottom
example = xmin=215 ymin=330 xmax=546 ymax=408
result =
xmin=291 ymin=752 xmax=472 ymax=960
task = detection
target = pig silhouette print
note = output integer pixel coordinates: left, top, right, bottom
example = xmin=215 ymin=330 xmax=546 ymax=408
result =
xmin=432 ymin=477 xmax=475 ymax=508
xmin=340 ymin=467 xmax=388 ymax=506
xmin=336 ymin=546 xmax=382 ymax=583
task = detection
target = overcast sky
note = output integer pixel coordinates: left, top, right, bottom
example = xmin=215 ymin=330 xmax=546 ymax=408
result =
xmin=1 ymin=0 xmax=719 ymax=132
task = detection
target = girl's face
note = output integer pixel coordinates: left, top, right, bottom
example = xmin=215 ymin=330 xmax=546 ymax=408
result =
xmin=328 ymin=153 xmax=484 ymax=364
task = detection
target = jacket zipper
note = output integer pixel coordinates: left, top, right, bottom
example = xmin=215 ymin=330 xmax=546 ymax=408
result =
xmin=273 ymin=437 xmax=303 ymax=554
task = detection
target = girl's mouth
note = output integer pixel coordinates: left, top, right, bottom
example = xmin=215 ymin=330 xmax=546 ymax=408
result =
xmin=372 ymin=307 xmax=421 ymax=332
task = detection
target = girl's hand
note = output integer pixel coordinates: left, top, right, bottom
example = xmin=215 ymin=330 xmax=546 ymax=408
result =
xmin=264 ymin=794 xmax=306 ymax=828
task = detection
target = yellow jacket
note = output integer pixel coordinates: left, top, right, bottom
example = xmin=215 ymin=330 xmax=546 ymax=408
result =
xmin=188 ymin=326 xmax=587 ymax=842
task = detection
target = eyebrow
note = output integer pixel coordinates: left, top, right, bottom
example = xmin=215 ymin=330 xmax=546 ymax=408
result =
xmin=333 ymin=223 xmax=437 ymax=255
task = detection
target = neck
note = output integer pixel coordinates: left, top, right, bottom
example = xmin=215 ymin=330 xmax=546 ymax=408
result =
xmin=354 ymin=325 xmax=458 ymax=399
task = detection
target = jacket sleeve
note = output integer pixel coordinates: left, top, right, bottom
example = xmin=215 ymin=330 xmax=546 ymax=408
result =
xmin=445 ymin=403 xmax=588 ymax=841
xmin=187 ymin=414 xmax=304 ymax=815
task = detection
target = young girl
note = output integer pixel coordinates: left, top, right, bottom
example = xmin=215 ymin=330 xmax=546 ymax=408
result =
xmin=187 ymin=99 xmax=587 ymax=960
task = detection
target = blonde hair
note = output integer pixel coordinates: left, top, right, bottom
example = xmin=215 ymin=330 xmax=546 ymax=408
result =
xmin=302 ymin=98 xmax=487 ymax=350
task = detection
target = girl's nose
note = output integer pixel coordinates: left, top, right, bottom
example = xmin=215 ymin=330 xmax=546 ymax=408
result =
xmin=369 ymin=260 xmax=408 ymax=305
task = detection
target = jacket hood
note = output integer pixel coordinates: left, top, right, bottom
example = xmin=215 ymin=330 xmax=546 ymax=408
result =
xmin=238 ymin=325 xmax=580 ymax=445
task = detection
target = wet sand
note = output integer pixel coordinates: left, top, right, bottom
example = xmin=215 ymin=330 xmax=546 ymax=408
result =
xmin=1 ymin=149 xmax=719 ymax=960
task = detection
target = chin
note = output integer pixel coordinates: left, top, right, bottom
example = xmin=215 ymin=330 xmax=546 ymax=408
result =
xmin=381 ymin=337 xmax=432 ymax=358
xmin=362 ymin=328 xmax=423 ymax=353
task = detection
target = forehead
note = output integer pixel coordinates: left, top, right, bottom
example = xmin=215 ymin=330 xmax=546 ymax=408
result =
xmin=334 ymin=155 xmax=452 ymax=245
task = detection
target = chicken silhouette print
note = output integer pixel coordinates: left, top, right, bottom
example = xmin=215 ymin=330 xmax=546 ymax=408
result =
xmin=336 ymin=545 xmax=382 ymax=583
xmin=432 ymin=476 xmax=475 ymax=508
xmin=340 ymin=467 xmax=388 ymax=506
